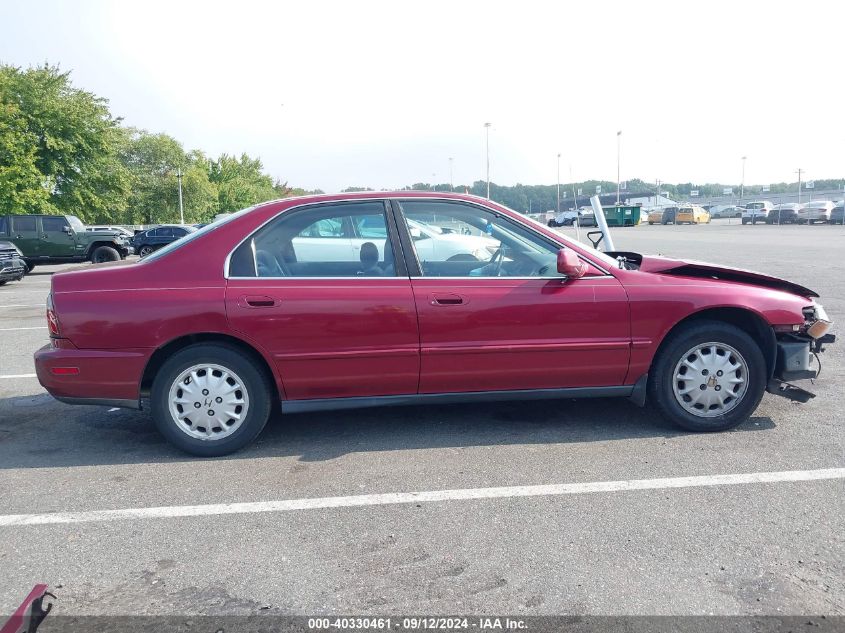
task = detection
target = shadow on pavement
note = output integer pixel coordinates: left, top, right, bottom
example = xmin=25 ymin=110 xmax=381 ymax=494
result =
xmin=0 ymin=392 xmax=776 ymax=469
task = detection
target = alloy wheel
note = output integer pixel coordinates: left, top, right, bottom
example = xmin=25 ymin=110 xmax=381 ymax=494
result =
xmin=672 ymin=342 xmax=749 ymax=418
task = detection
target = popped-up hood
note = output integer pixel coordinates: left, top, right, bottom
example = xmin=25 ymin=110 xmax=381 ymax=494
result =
xmin=607 ymin=252 xmax=819 ymax=298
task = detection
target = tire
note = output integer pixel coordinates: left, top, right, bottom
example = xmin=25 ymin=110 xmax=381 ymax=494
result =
xmin=24 ymin=262 xmax=36 ymax=274
xmin=0 ymin=280 xmax=6 ymax=286
xmin=91 ymin=245 xmax=120 ymax=264
xmin=647 ymin=320 xmax=766 ymax=432
xmin=138 ymin=245 xmax=154 ymax=257
xmin=151 ymin=343 xmax=273 ymax=456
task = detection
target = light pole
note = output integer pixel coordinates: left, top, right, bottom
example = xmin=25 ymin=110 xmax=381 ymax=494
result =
xmin=740 ymin=156 xmax=747 ymax=207
xmin=556 ymin=153 xmax=561 ymax=215
xmin=449 ymin=157 xmax=453 ymax=191
xmin=176 ymin=168 xmax=184 ymax=225
xmin=484 ymin=122 xmax=492 ymax=199
xmin=796 ymin=168 xmax=803 ymax=206
xmin=616 ymin=130 xmax=622 ymax=205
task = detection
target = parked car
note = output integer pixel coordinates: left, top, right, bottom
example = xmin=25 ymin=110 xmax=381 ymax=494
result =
xmin=648 ymin=206 xmax=678 ymax=225
xmin=86 ymin=226 xmax=134 ymax=238
xmin=0 ymin=214 xmax=133 ymax=272
xmin=709 ymin=205 xmax=743 ymax=219
xmin=767 ymin=204 xmax=801 ymax=224
xmin=0 ymin=240 xmax=26 ymax=286
xmin=132 ymin=225 xmax=198 ymax=257
xmin=549 ymin=208 xmax=598 ymax=227
xmin=34 ymin=192 xmax=834 ymax=456
xmin=676 ymin=205 xmax=710 ymax=224
xmin=830 ymin=202 xmax=844 ymax=225
xmin=547 ymin=209 xmax=579 ymax=227
xmin=741 ymin=201 xmax=774 ymax=224
xmin=798 ymin=201 xmax=834 ymax=224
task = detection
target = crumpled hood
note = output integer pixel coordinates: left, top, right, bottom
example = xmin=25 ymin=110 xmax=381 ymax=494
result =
xmin=613 ymin=252 xmax=819 ymax=298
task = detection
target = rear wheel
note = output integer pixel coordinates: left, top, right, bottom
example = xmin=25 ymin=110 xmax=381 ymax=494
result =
xmin=647 ymin=320 xmax=766 ymax=432
xmin=138 ymin=245 xmax=154 ymax=257
xmin=151 ymin=343 xmax=273 ymax=456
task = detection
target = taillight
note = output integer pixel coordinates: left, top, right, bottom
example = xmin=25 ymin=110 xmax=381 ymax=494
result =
xmin=46 ymin=293 xmax=61 ymax=337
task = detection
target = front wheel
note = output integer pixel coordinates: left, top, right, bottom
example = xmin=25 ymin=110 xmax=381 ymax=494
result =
xmin=138 ymin=245 xmax=154 ymax=257
xmin=151 ymin=343 xmax=273 ymax=456
xmin=647 ymin=320 xmax=766 ymax=432
xmin=91 ymin=245 xmax=120 ymax=263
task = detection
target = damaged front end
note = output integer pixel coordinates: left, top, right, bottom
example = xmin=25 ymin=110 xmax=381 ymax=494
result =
xmin=768 ymin=302 xmax=835 ymax=402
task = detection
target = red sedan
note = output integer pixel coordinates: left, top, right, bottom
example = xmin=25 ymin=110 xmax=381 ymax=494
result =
xmin=34 ymin=192 xmax=834 ymax=456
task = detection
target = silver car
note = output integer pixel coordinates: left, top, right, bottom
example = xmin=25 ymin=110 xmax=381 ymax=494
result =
xmin=798 ymin=201 xmax=834 ymax=224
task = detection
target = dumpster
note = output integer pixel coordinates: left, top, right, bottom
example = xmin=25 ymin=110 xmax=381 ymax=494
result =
xmin=601 ymin=204 xmax=642 ymax=227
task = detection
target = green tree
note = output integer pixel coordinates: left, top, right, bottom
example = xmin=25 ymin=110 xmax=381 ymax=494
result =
xmin=0 ymin=100 xmax=51 ymax=214
xmin=209 ymin=153 xmax=278 ymax=212
xmin=0 ymin=64 xmax=130 ymax=222
xmin=120 ymin=130 xmax=218 ymax=224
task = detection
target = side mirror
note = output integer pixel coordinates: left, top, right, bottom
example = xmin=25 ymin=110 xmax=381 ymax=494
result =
xmin=409 ymin=227 xmax=422 ymax=239
xmin=62 ymin=225 xmax=72 ymax=234
xmin=557 ymin=248 xmax=587 ymax=279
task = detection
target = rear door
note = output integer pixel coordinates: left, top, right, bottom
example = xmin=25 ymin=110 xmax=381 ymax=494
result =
xmin=225 ymin=200 xmax=419 ymax=400
xmin=394 ymin=199 xmax=631 ymax=394
xmin=10 ymin=216 xmax=39 ymax=258
xmin=39 ymin=216 xmax=77 ymax=257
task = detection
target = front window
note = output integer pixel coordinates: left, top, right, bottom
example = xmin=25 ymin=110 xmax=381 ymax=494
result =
xmin=398 ymin=200 xmax=579 ymax=278
xmin=41 ymin=216 xmax=69 ymax=233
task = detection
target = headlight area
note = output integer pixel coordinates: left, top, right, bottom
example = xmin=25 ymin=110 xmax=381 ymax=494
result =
xmin=766 ymin=303 xmax=835 ymax=403
xmin=804 ymin=303 xmax=832 ymax=340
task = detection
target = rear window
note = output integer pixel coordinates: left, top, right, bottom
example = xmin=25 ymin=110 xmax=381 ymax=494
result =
xmin=141 ymin=206 xmax=256 ymax=264
xmin=746 ymin=203 xmax=765 ymax=210
xmin=12 ymin=216 xmax=36 ymax=231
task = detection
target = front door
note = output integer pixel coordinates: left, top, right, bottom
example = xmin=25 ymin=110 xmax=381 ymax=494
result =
xmin=39 ymin=216 xmax=78 ymax=257
xmin=394 ymin=199 xmax=631 ymax=394
xmin=225 ymin=200 xmax=419 ymax=400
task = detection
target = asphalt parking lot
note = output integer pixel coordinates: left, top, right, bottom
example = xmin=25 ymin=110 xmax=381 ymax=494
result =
xmin=0 ymin=221 xmax=843 ymax=619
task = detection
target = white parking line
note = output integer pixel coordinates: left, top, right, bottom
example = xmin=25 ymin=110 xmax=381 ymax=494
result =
xmin=0 ymin=374 xmax=37 ymax=379
xmin=0 ymin=467 xmax=842 ymax=527
xmin=0 ymin=326 xmax=46 ymax=331
xmin=0 ymin=304 xmax=45 ymax=308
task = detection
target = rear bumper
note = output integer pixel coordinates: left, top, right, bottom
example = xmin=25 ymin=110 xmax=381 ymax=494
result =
xmin=34 ymin=341 xmax=149 ymax=408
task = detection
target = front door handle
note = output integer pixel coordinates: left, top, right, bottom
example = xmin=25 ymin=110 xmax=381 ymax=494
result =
xmin=238 ymin=295 xmax=278 ymax=308
xmin=430 ymin=293 xmax=466 ymax=306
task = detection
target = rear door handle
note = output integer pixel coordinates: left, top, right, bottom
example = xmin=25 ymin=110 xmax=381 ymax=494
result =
xmin=430 ymin=293 xmax=466 ymax=306
xmin=238 ymin=295 xmax=278 ymax=308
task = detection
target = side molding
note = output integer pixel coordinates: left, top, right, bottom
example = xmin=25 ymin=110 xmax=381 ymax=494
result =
xmin=282 ymin=385 xmax=634 ymax=414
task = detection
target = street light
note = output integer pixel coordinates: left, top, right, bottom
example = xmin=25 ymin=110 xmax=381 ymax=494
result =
xmin=556 ymin=153 xmax=561 ymax=215
xmin=796 ymin=168 xmax=803 ymax=206
xmin=449 ymin=157 xmax=453 ymax=192
xmin=616 ymin=131 xmax=622 ymax=205
xmin=484 ymin=122 xmax=492 ymax=199
xmin=740 ymin=156 xmax=747 ymax=207
xmin=176 ymin=168 xmax=184 ymax=225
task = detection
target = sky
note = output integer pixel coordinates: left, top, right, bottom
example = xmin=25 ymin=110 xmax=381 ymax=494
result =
xmin=1 ymin=0 xmax=842 ymax=192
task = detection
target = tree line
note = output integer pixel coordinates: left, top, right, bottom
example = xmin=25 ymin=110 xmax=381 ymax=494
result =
xmin=2 ymin=64 xmax=841 ymax=223
xmin=0 ymin=64 xmax=318 ymax=224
